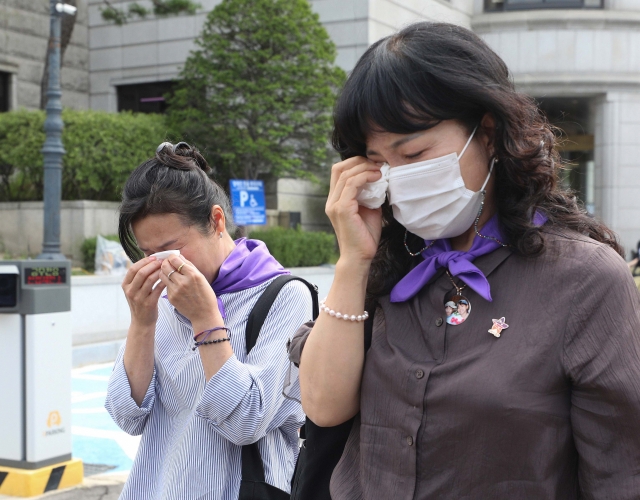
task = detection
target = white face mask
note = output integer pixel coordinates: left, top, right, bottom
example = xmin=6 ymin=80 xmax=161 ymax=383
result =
xmin=356 ymin=127 xmax=494 ymax=241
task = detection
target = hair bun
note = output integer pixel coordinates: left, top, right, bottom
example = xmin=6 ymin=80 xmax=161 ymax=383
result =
xmin=155 ymin=141 xmax=212 ymax=174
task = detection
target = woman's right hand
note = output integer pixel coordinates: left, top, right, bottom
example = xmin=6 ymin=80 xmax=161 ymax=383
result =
xmin=326 ymin=156 xmax=384 ymax=265
xmin=122 ymin=256 xmax=166 ymax=331
xmin=301 ymin=156 xmax=381 ymax=426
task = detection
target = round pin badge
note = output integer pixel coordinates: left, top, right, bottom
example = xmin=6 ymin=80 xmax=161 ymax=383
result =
xmin=444 ymin=294 xmax=471 ymax=326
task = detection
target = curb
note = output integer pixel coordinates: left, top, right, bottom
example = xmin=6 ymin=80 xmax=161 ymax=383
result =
xmin=73 ymin=339 xmax=124 ymax=368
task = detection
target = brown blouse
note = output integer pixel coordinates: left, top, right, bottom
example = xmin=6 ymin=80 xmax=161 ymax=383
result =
xmin=289 ymin=230 xmax=640 ymax=499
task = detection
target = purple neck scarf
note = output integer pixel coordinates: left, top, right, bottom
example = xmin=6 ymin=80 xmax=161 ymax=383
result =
xmin=390 ymin=213 xmax=547 ymax=304
xmin=212 ymin=238 xmax=289 ymax=318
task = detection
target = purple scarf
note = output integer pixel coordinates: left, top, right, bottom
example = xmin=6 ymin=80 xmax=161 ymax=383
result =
xmin=211 ymin=238 xmax=289 ymax=318
xmin=390 ymin=213 xmax=547 ymax=304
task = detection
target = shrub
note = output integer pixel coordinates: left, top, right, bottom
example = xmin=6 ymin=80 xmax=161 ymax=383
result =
xmin=0 ymin=110 xmax=46 ymax=201
xmin=81 ymin=235 xmax=121 ymax=272
xmin=101 ymin=0 xmax=200 ymax=25
xmin=249 ymin=226 xmax=335 ymax=268
xmin=0 ymin=109 xmax=167 ymax=202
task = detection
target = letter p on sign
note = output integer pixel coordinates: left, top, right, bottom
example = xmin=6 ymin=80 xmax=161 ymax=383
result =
xmin=239 ymin=190 xmax=249 ymax=207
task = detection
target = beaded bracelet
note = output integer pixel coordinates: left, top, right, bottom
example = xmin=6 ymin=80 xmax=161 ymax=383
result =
xmin=192 ymin=336 xmax=231 ymax=351
xmin=320 ymin=299 xmax=369 ymax=322
xmin=194 ymin=326 xmax=230 ymax=343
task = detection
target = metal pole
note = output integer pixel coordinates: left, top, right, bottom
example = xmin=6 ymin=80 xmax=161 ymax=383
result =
xmin=38 ymin=0 xmax=66 ymax=260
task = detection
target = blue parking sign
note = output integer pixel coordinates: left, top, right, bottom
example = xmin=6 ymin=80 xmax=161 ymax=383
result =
xmin=229 ymin=179 xmax=267 ymax=226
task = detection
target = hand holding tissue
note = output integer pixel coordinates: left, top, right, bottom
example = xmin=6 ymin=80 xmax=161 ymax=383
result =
xmin=356 ymin=164 xmax=389 ymax=209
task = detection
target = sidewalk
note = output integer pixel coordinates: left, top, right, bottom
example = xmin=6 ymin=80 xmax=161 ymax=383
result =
xmin=70 ymin=364 xmax=138 ymax=473
xmin=0 ymin=472 xmax=127 ymax=500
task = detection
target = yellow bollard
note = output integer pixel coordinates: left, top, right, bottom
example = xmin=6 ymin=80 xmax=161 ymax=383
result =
xmin=0 ymin=459 xmax=83 ymax=497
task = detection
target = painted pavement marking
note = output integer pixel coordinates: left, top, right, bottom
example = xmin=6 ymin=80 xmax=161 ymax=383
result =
xmin=71 ymin=363 xmax=139 ymax=473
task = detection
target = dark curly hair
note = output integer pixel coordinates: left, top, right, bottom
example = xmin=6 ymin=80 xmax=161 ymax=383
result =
xmin=332 ymin=22 xmax=622 ymax=300
xmin=118 ymin=142 xmax=235 ymax=262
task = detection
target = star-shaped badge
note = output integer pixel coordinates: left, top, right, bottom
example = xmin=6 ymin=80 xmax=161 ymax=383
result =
xmin=488 ymin=317 xmax=509 ymax=338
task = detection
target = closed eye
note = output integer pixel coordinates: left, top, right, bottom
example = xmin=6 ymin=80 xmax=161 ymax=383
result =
xmin=404 ymin=151 xmax=424 ymax=160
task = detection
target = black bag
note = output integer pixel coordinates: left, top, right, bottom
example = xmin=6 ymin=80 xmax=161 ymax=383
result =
xmin=290 ymin=310 xmax=374 ymax=500
xmin=239 ymin=275 xmax=319 ymax=500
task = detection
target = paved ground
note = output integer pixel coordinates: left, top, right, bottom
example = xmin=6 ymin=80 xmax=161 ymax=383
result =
xmin=25 ymin=473 xmax=127 ymax=500
xmin=70 ymin=363 xmax=138 ymax=476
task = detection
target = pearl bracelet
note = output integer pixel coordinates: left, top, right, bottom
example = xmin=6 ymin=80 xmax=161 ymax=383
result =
xmin=320 ymin=299 xmax=369 ymax=322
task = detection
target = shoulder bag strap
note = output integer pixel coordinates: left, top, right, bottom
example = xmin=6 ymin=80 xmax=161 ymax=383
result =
xmin=242 ymin=274 xmax=319 ymax=484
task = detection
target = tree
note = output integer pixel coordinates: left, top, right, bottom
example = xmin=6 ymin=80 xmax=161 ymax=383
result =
xmin=166 ymin=0 xmax=346 ymax=183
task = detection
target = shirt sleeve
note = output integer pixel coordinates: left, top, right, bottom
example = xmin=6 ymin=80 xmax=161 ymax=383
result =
xmin=563 ymin=245 xmax=640 ymax=498
xmin=104 ymin=341 xmax=156 ymax=436
xmin=288 ymin=320 xmax=315 ymax=366
xmin=195 ymin=280 xmax=313 ymax=446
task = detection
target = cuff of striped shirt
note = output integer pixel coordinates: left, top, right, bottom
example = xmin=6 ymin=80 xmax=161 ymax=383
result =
xmin=196 ymin=354 xmax=252 ymax=425
xmin=109 ymin=358 xmax=156 ymax=415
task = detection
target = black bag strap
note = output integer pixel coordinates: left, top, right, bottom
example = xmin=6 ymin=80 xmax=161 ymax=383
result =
xmin=242 ymin=274 xmax=319 ymax=484
xmin=242 ymin=444 xmax=267 ymax=483
xmin=363 ymin=303 xmax=375 ymax=352
xmin=246 ymin=275 xmax=319 ymax=352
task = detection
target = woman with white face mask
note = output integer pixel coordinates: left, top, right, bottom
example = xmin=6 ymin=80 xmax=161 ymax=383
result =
xmin=289 ymin=22 xmax=640 ymax=500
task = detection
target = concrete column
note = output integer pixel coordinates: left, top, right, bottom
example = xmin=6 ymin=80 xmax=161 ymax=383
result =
xmin=593 ymin=92 xmax=640 ymax=255
xmin=10 ymin=71 xmax=18 ymax=110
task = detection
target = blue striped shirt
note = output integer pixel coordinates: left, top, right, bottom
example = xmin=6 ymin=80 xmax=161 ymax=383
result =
xmin=105 ymin=278 xmax=312 ymax=499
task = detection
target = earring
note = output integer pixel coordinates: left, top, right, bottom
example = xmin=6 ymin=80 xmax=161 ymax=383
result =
xmin=219 ymin=232 xmax=223 ymax=239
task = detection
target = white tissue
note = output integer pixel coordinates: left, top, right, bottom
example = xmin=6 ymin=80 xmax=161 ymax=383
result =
xmin=150 ymin=249 xmax=181 ymax=261
xmin=356 ymin=165 xmax=390 ymax=209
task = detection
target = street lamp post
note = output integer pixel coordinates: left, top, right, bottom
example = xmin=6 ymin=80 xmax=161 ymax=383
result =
xmin=38 ymin=0 xmax=76 ymax=260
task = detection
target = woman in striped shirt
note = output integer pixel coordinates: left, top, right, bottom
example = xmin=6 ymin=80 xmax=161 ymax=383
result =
xmin=105 ymin=142 xmax=312 ymax=499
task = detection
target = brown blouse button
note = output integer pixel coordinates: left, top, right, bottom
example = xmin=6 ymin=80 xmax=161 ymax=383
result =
xmin=415 ymin=369 xmax=424 ymax=379
xmin=406 ymin=436 xmax=414 ymax=446
xmin=435 ymin=317 xmax=444 ymax=327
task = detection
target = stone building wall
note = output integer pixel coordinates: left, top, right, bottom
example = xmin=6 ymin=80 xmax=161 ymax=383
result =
xmin=87 ymin=0 xmax=471 ymax=111
xmin=474 ymin=4 xmax=640 ymax=253
xmin=0 ymin=0 xmax=89 ymax=110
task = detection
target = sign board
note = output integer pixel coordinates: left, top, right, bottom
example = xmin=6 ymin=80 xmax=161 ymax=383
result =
xmin=24 ymin=266 xmax=67 ymax=285
xmin=229 ymin=179 xmax=267 ymax=226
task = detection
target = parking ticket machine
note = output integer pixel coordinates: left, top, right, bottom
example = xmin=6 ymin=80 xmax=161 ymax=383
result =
xmin=0 ymin=260 xmax=73 ymax=472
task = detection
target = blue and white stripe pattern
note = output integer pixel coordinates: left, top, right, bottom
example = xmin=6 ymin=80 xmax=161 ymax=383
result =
xmin=105 ymin=278 xmax=312 ymax=499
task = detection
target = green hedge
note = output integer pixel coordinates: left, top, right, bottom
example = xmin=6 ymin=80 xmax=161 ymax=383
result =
xmin=249 ymin=226 xmax=335 ymax=267
xmin=82 ymin=228 xmax=335 ymax=271
xmin=81 ymin=227 xmax=335 ymax=271
xmin=0 ymin=109 xmax=167 ymax=202
xmin=80 ymin=235 xmax=121 ymax=272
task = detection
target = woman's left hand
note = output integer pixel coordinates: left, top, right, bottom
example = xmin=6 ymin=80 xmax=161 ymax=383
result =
xmin=159 ymin=255 xmax=222 ymax=326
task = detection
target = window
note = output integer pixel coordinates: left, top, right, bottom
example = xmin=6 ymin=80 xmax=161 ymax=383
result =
xmin=538 ymin=97 xmax=596 ymax=214
xmin=485 ymin=0 xmax=603 ymax=11
xmin=0 ymin=72 xmax=10 ymax=112
xmin=116 ymin=81 xmax=175 ymax=113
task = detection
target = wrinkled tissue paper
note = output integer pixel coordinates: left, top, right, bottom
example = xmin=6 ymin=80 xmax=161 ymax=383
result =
xmin=356 ymin=164 xmax=390 ymax=209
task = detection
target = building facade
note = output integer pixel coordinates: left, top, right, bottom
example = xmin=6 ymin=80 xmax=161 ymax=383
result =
xmin=475 ymin=0 xmax=640 ymax=254
xmin=0 ymin=0 xmax=89 ymax=110
xmin=86 ymin=0 xmax=472 ymax=111
xmin=1 ymin=0 xmax=640 ymax=253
